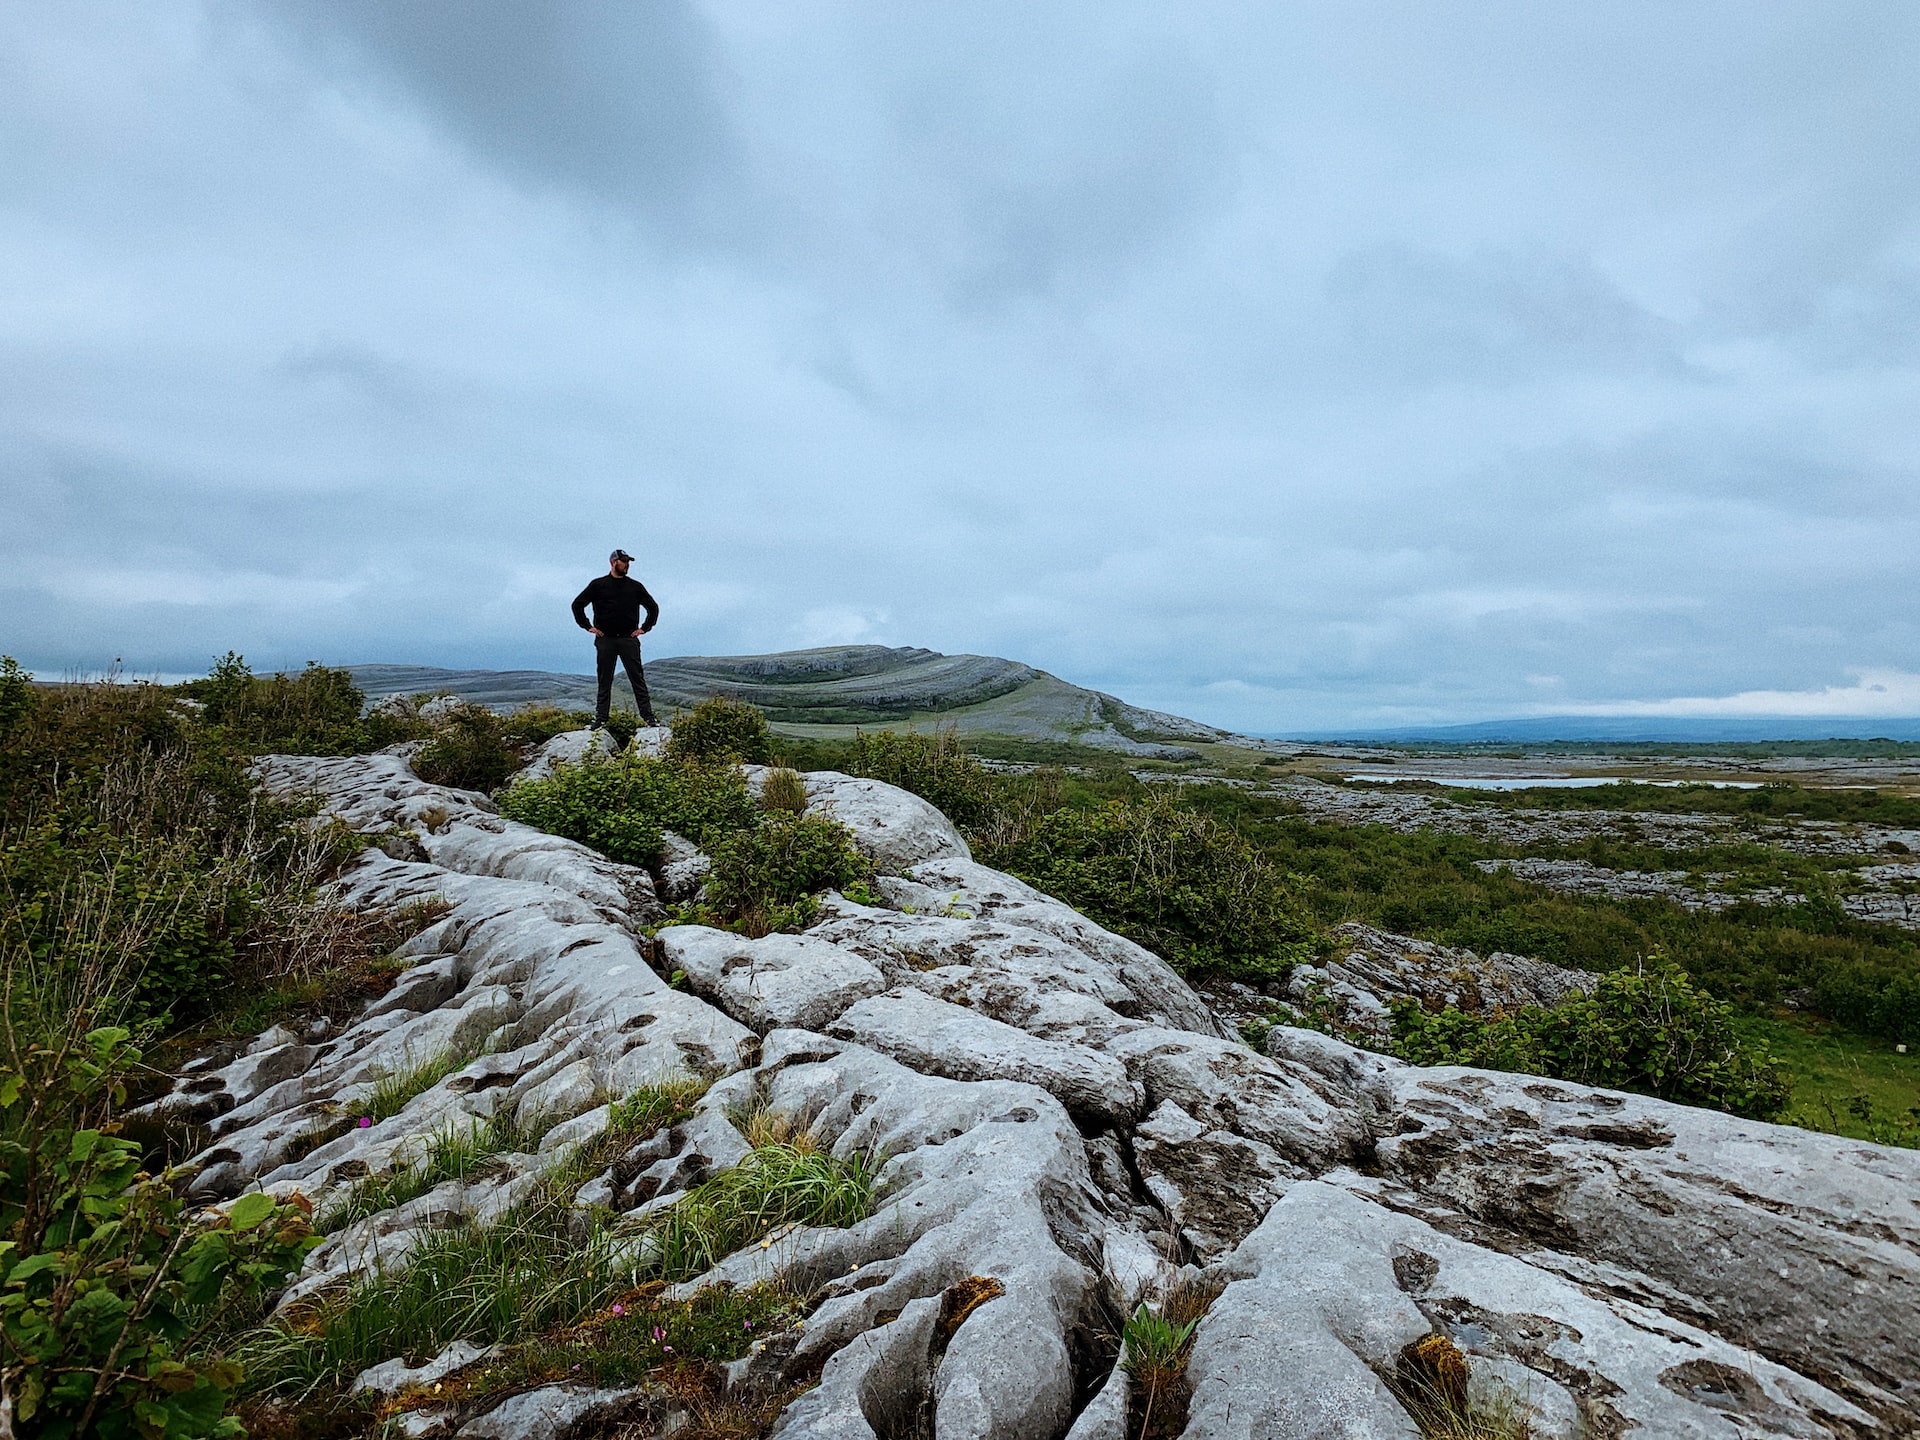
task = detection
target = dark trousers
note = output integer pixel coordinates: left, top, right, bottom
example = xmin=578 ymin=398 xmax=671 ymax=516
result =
xmin=594 ymin=634 xmax=655 ymax=725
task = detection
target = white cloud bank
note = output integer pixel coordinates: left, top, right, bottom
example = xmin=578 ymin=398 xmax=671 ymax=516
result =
xmin=1552 ymin=669 xmax=1920 ymax=718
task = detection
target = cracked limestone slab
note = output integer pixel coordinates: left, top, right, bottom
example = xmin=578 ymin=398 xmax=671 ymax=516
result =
xmin=1187 ymin=1179 xmax=1872 ymax=1440
xmin=664 ymin=1030 xmax=1103 ymax=1440
xmin=658 ymin=926 xmax=887 ymax=1032
xmin=826 ymin=986 xmax=1144 ymax=1124
xmin=805 ymin=901 xmax=1150 ymax=1046
xmin=1376 ymin=1065 xmax=1920 ymax=1427
xmin=797 ymin=770 xmax=972 ymax=874
xmin=883 ymin=857 xmax=1226 ymax=1037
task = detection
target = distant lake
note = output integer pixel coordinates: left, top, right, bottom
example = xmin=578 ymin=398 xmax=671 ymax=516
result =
xmin=1343 ymin=775 xmax=1764 ymax=791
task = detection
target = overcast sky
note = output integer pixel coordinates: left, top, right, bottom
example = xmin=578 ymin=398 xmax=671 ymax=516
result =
xmin=4 ymin=2 xmax=1919 ymax=730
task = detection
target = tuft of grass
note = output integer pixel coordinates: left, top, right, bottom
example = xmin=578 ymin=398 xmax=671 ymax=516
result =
xmin=760 ymin=767 xmax=809 ymax=816
xmin=640 ymin=1141 xmax=875 ymax=1284
xmin=362 ymin=1044 xmax=475 ymax=1123
xmin=1391 ymin=1333 xmax=1533 ymax=1440
xmin=1122 ymin=1280 xmax=1217 ymax=1440
xmin=318 ymin=1109 xmax=560 ymax=1231
xmin=283 ymin=1033 xmax=481 ymax=1168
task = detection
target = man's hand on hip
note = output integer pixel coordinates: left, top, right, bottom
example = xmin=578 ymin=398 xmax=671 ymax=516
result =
xmin=589 ymin=627 xmax=602 ymax=636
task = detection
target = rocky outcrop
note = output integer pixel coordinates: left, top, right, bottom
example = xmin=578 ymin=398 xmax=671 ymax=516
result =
xmin=1267 ymin=922 xmax=1596 ymax=1046
xmin=144 ymin=739 xmax=1920 ymax=1438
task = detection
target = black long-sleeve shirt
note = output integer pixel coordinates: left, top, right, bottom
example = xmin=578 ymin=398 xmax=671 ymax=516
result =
xmin=571 ymin=575 xmax=659 ymax=636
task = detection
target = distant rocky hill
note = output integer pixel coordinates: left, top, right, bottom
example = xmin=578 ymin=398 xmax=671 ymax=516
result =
xmin=349 ymin=646 xmax=1227 ymax=756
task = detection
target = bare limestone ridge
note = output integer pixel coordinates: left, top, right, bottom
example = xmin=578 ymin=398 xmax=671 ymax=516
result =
xmin=347 ymin=646 xmax=1227 ymax=756
xmin=137 ymin=733 xmax=1920 ymax=1440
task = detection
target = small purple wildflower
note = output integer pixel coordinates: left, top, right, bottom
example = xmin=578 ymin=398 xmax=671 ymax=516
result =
xmin=610 ymin=1304 xmax=625 ymax=1317
xmin=356 ymin=1116 xmax=372 ymax=1128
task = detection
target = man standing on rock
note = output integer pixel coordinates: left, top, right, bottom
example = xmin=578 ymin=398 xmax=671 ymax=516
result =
xmin=572 ymin=549 xmax=660 ymax=729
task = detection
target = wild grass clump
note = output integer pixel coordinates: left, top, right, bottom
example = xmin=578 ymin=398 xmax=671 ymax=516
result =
xmin=1390 ymin=1333 xmax=1534 ymax=1439
xmin=667 ymin=697 xmax=773 ymax=766
xmin=759 ymin=766 xmax=809 ymax=815
xmin=362 ymin=1045 xmax=476 ymax=1123
xmin=641 ymin=1141 xmax=876 ymax=1283
xmin=1122 ymin=1280 xmax=1217 ymax=1440
xmin=1389 ymin=959 xmax=1791 ymax=1120
xmin=498 ymin=753 xmax=758 ymax=865
xmin=319 ymin=1109 xmax=557 ymax=1232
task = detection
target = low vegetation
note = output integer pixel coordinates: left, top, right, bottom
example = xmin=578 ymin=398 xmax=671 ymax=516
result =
xmin=667 ymin=696 xmax=774 ymax=766
xmin=240 ymin=1084 xmax=870 ymax=1425
xmin=1451 ymin=777 xmax=1920 ymax=828
xmin=1122 ymin=1281 xmax=1217 ymax=1440
xmin=1391 ymin=1332 xmax=1532 ymax=1440
xmin=1387 ymin=961 xmax=1791 ymax=1120
xmin=497 ymin=751 xmax=759 ymax=863
xmin=816 ymin=723 xmax=1914 ymax=1130
xmin=2 ymin=928 xmax=319 ymax=1439
xmin=501 ymin=701 xmax=871 ymax=938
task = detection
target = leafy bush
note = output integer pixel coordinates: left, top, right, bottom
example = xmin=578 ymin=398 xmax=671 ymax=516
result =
xmin=497 ymin=754 xmax=758 ymax=865
xmin=413 ymin=706 xmax=519 ymax=793
xmin=845 ymin=727 xmax=1000 ymax=828
xmin=0 ymin=667 xmax=362 ymax=1027
xmin=0 ymin=657 xmax=34 ymax=738
xmin=698 ymin=814 xmax=872 ymax=936
xmin=182 ymin=655 xmax=367 ymax=757
xmin=665 ymin=697 xmax=772 ymax=766
xmin=984 ymin=789 xmax=1315 ymax=979
xmin=1388 ymin=960 xmax=1792 ymax=1119
xmin=1 ymin=1003 xmax=319 ymax=1439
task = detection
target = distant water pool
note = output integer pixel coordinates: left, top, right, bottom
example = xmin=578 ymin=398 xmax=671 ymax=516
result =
xmin=1342 ymin=774 xmax=1764 ymax=791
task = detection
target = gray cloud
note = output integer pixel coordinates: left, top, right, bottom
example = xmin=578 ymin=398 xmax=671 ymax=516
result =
xmin=4 ymin=2 xmax=1919 ymax=730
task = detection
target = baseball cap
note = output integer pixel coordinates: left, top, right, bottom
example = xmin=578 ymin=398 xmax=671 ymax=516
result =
xmin=610 ymin=549 xmax=634 ymax=562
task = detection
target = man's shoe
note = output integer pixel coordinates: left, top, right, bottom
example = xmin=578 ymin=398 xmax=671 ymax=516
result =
xmin=641 ymin=716 xmax=659 ymax=728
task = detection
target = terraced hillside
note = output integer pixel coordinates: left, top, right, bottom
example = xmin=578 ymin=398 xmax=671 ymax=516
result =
xmin=350 ymin=646 xmax=1226 ymax=755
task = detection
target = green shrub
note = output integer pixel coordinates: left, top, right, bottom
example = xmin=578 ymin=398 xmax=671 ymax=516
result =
xmin=0 ymin=671 xmax=360 ymax=1027
xmin=414 ymin=706 xmax=519 ymax=793
xmin=0 ymin=656 xmax=34 ymax=738
xmin=845 ymin=727 xmax=1000 ymax=828
xmin=183 ymin=655 xmax=367 ymax=756
xmin=699 ymin=814 xmax=871 ymax=936
xmin=1388 ymin=960 xmax=1792 ymax=1119
xmin=985 ymin=789 xmax=1314 ymax=979
xmin=665 ymin=697 xmax=772 ymax=765
xmin=499 ymin=704 xmax=594 ymax=750
xmin=498 ymin=754 xmax=758 ymax=865
xmin=1 ymin=1008 xmax=320 ymax=1439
